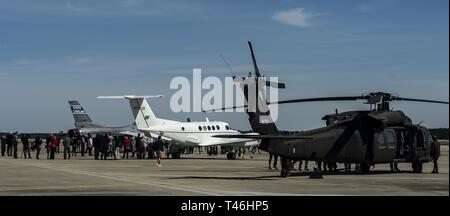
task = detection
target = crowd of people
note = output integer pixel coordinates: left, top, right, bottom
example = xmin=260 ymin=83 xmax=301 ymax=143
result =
xmin=1 ymin=132 xmax=439 ymax=174
xmin=0 ymin=132 xmax=165 ymax=167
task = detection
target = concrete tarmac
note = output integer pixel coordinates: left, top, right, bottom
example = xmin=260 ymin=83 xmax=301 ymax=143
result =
xmin=0 ymin=147 xmax=448 ymax=196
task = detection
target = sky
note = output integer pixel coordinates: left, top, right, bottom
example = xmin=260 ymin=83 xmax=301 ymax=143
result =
xmin=0 ymin=0 xmax=448 ymax=133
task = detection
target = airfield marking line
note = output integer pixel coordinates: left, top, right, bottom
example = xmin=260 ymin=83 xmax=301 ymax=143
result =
xmin=1 ymin=159 xmax=224 ymax=196
xmin=30 ymin=164 xmax=224 ymax=196
xmin=0 ymin=158 xmax=348 ymax=196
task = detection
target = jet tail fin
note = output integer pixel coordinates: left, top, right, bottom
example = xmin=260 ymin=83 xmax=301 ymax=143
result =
xmin=68 ymin=100 xmax=94 ymax=128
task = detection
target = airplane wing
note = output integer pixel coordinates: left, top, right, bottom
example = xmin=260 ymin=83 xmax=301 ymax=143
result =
xmin=119 ymin=131 xmax=140 ymax=137
xmin=198 ymin=137 xmax=261 ymax=147
xmin=185 ymin=136 xmax=200 ymax=145
xmin=212 ymin=134 xmax=313 ymax=139
xmin=149 ymin=132 xmax=172 ymax=141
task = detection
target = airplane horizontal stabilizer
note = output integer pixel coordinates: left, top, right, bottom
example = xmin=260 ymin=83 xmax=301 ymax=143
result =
xmin=97 ymin=95 xmax=164 ymax=99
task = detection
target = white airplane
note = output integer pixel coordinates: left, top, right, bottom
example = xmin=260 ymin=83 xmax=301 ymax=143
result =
xmin=97 ymin=95 xmax=260 ymax=159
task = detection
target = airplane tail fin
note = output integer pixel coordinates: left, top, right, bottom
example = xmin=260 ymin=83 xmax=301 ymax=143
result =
xmin=68 ymin=100 xmax=94 ymax=128
xmin=97 ymin=95 xmax=172 ymax=130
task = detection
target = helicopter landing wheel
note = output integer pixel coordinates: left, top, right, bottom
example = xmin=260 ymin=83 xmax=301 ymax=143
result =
xmin=360 ymin=163 xmax=370 ymax=174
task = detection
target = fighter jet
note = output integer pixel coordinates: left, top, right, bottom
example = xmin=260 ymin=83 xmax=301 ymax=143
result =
xmin=68 ymin=100 xmax=139 ymax=136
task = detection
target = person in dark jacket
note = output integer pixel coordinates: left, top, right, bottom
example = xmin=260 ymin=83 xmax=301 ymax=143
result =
xmin=12 ymin=132 xmax=19 ymax=159
xmin=21 ymin=134 xmax=31 ymax=159
xmin=80 ymin=135 xmax=86 ymax=157
xmin=1 ymin=135 xmax=7 ymax=156
xmin=100 ymin=134 xmax=108 ymax=160
xmin=34 ymin=136 xmax=43 ymax=159
xmin=71 ymin=135 xmax=78 ymax=157
xmin=45 ymin=135 xmax=51 ymax=159
xmin=6 ymin=133 xmax=13 ymax=156
xmin=93 ymin=135 xmax=100 ymax=160
xmin=431 ymin=136 xmax=441 ymax=174
xmin=154 ymin=136 xmax=164 ymax=167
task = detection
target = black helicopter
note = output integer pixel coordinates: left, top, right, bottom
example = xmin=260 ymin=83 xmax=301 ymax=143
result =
xmin=211 ymin=41 xmax=449 ymax=177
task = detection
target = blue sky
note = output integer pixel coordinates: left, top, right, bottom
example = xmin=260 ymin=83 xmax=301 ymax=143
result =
xmin=0 ymin=0 xmax=448 ymax=132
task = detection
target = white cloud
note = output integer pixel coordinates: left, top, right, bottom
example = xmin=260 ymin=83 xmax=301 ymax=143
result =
xmin=355 ymin=0 xmax=397 ymax=13
xmin=66 ymin=2 xmax=91 ymax=12
xmin=273 ymin=8 xmax=322 ymax=27
xmin=120 ymin=0 xmax=142 ymax=7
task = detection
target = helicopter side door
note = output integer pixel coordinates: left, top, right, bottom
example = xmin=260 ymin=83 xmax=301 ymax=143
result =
xmin=415 ymin=128 xmax=433 ymax=162
xmin=373 ymin=129 xmax=397 ymax=163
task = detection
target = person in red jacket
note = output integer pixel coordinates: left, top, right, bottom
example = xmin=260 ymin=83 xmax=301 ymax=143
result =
xmin=122 ymin=136 xmax=131 ymax=159
xmin=49 ymin=134 xmax=58 ymax=159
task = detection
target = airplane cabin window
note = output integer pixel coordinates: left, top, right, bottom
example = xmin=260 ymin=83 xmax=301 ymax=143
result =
xmin=198 ymin=126 xmax=202 ymax=131
xmin=212 ymin=126 xmax=215 ymax=130
xmin=216 ymin=125 xmax=220 ymax=130
xmin=225 ymin=125 xmax=230 ymax=130
xmin=208 ymin=126 xmax=211 ymax=131
xmin=181 ymin=127 xmax=185 ymax=131
xmin=203 ymin=126 xmax=207 ymax=131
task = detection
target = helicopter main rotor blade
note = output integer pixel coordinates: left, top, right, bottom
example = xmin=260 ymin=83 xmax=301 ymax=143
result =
xmin=270 ymin=96 xmax=366 ymax=105
xmin=203 ymin=96 xmax=364 ymax=112
xmin=203 ymin=94 xmax=449 ymax=113
xmin=392 ymin=97 xmax=449 ymax=104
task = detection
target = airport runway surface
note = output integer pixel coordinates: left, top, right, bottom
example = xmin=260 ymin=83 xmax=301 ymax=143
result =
xmin=0 ymin=148 xmax=448 ymax=196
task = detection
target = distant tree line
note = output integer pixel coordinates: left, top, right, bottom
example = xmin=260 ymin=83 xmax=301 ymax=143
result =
xmin=429 ymin=128 xmax=449 ymax=140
